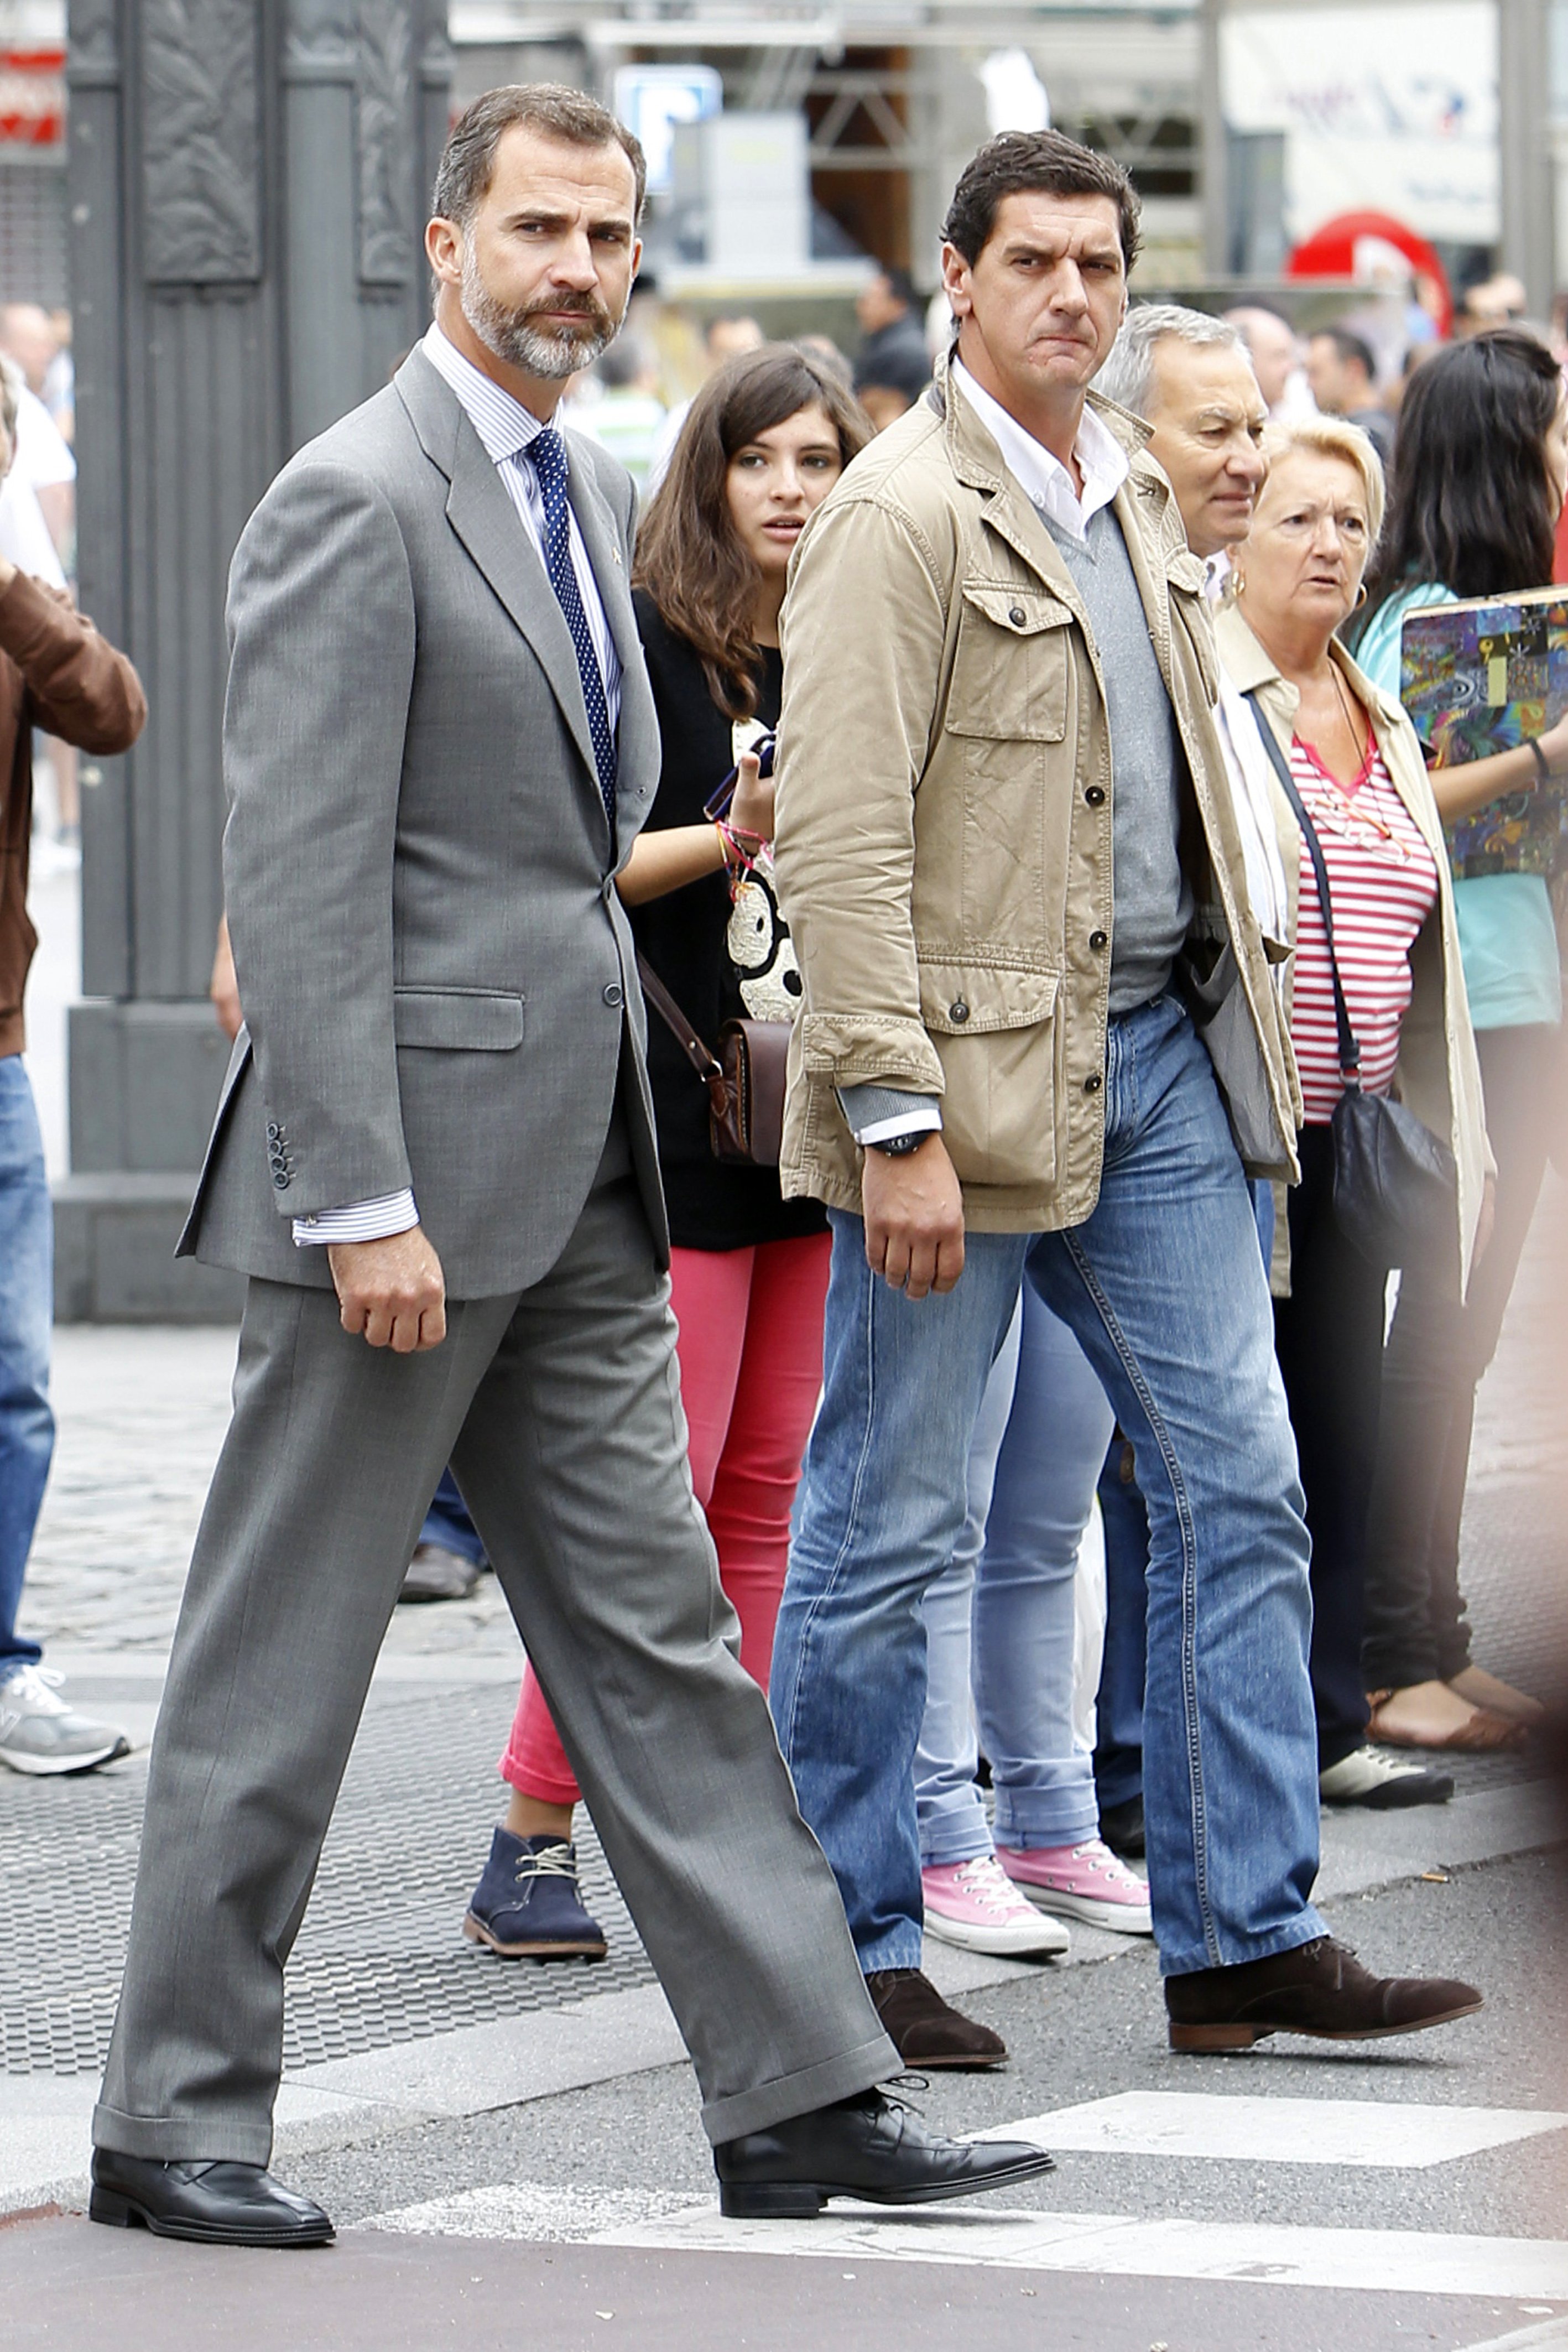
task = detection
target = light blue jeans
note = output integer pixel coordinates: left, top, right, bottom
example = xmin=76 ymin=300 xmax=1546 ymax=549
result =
xmin=916 ymin=1284 xmax=1113 ymax=1864
xmin=772 ymin=994 xmax=1325 ymax=1979
xmin=0 ymin=1055 xmax=53 ymax=1670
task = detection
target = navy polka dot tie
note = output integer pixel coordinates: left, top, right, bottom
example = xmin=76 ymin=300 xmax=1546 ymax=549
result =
xmin=529 ymin=425 xmax=617 ymax=824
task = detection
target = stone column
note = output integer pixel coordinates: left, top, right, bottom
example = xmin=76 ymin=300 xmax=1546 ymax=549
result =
xmin=57 ymin=0 xmax=451 ymax=1319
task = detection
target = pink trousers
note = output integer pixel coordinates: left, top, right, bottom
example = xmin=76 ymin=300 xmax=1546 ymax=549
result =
xmin=499 ymin=1231 xmax=831 ymax=1804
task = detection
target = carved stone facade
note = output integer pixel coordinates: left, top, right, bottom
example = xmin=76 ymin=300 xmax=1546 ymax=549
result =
xmin=60 ymin=0 xmax=453 ymax=1319
xmin=141 ymin=0 xmax=263 ymax=284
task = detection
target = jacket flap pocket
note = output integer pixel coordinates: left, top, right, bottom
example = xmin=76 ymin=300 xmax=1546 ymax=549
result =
xmin=919 ymin=960 xmax=1059 ymax=1035
xmin=961 ymin=583 xmax=1074 ymax=635
xmin=393 ymin=988 xmax=525 ymax=1050
xmin=949 ymin=585 xmax=1072 ymax=743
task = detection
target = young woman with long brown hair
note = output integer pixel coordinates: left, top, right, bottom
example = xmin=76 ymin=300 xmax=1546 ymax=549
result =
xmin=463 ymin=345 xmax=872 ymax=1956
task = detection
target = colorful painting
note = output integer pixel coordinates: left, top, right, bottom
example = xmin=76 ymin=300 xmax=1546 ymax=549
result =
xmin=1399 ymin=588 xmax=1568 ymax=877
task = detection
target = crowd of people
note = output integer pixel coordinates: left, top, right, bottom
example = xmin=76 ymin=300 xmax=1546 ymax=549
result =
xmin=0 ymin=80 xmax=1558 ymax=2249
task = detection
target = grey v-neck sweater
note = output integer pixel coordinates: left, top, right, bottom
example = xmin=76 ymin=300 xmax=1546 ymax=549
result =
xmin=1044 ymin=505 xmax=1192 ymax=1016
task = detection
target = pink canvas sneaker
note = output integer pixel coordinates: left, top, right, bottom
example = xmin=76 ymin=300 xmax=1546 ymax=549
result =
xmin=996 ymin=1839 xmax=1154 ymax=1935
xmin=921 ymin=1854 xmax=1071 ymax=1958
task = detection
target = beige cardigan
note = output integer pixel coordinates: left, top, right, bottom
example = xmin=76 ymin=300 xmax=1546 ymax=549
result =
xmin=1215 ymin=602 xmax=1492 ymax=1300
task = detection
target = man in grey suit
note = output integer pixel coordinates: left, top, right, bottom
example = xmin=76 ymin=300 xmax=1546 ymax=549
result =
xmin=88 ymin=85 xmax=1049 ymax=2248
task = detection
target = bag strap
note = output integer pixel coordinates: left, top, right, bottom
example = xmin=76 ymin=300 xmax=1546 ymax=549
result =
xmin=1243 ymin=689 xmax=1362 ymax=1083
xmin=636 ymin=953 xmax=731 ymax=1118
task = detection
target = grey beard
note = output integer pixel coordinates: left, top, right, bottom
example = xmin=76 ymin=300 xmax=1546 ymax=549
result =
xmin=460 ymin=248 xmax=620 ymax=379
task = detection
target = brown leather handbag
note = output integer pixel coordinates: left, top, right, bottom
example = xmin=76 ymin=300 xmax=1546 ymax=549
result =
xmin=637 ymin=955 xmax=790 ymax=1168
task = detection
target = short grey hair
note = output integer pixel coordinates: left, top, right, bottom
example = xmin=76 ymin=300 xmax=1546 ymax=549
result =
xmin=1095 ymin=304 xmax=1246 ymax=421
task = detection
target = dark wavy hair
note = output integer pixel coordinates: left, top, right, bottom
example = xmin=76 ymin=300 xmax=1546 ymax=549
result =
xmin=634 ymin=344 xmax=872 ymax=717
xmin=1351 ymin=329 xmax=1564 ymax=642
xmin=942 ymin=130 xmax=1141 ymax=274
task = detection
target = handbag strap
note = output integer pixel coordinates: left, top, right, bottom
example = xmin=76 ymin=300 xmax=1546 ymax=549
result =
xmin=635 ymin=952 xmax=731 ymax=1115
xmin=1243 ymin=689 xmax=1362 ymax=1083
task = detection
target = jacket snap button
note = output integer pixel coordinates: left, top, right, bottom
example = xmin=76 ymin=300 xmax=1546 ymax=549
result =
xmin=1090 ymin=929 xmax=1108 ymax=951
xmin=1083 ymin=1071 xmax=1103 ymax=1094
xmin=1085 ymin=784 xmax=1106 ymax=807
xmin=603 ymin=982 xmax=624 ymax=1008
xmin=1009 ymin=605 xmax=1027 ymax=627
xmin=949 ymin=999 xmax=970 ymax=1023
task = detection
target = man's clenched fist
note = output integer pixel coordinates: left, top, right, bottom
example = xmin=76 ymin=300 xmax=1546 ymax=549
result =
xmin=861 ymin=1132 xmax=966 ymax=1299
xmin=328 ymin=1225 xmax=447 ymax=1352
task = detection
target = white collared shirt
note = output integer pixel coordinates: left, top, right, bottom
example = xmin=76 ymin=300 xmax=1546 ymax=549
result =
xmin=419 ymin=320 xmax=621 ymax=732
xmin=950 ymin=356 xmax=1128 ymax=543
xmin=294 ymin=320 xmax=624 ymax=1250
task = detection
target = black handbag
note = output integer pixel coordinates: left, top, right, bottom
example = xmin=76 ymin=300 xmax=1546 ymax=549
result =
xmin=1245 ymin=691 xmax=1457 ymax=1270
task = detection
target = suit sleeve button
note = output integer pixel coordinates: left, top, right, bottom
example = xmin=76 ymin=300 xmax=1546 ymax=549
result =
xmin=603 ymin=982 xmax=624 ymax=1008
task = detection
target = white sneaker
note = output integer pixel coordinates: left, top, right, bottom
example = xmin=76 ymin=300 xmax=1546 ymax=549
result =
xmin=1318 ymin=1746 xmax=1454 ymax=1809
xmin=0 ymin=1664 xmax=131 ymax=1776
xmin=921 ymin=1853 xmax=1071 ymax=1957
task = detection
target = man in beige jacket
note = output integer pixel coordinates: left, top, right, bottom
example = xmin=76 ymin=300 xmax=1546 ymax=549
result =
xmin=769 ymin=131 xmax=1481 ymax=2059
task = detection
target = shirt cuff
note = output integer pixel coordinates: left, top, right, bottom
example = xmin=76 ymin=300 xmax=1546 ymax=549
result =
xmin=293 ymin=1190 xmax=419 ymax=1247
xmin=836 ymin=1084 xmax=944 ymax=1144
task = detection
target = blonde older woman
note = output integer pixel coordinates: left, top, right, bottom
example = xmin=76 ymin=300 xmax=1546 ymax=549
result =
xmin=1216 ymin=416 xmax=1494 ymax=1809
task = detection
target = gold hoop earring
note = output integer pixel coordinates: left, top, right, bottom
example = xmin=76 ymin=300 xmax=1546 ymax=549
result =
xmin=1232 ymin=572 xmax=1246 ymax=596
xmin=1353 ymin=582 xmax=1368 ymax=608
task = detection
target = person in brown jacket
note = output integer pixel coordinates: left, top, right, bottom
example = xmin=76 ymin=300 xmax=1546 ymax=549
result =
xmin=0 ymin=355 xmax=147 ymax=1775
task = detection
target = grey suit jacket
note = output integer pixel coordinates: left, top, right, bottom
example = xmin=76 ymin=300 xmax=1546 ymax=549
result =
xmin=178 ymin=349 xmax=668 ymax=1298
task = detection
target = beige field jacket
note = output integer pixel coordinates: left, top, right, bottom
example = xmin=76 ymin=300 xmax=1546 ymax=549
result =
xmin=1216 ymin=602 xmax=1491 ymax=1299
xmin=772 ymin=358 xmax=1301 ymax=1232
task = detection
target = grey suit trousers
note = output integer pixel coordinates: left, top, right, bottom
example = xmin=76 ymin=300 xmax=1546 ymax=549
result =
xmin=94 ymin=1159 xmax=894 ymax=2162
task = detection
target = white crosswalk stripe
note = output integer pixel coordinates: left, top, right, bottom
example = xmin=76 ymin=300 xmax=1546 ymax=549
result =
xmin=362 ymin=2089 xmax=1568 ymax=2301
xmin=973 ymin=2091 xmax=1568 ymax=2169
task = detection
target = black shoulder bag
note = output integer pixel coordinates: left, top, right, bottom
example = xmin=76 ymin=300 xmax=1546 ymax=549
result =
xmin=1244 ymin=690 xmax=1456 ymax=1271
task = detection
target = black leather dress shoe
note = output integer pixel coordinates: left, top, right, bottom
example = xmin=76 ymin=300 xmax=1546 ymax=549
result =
xmin=90 ymin=2150 xmax=334 ymax=2246
xmin=713 ymin=2088 xmax=1053 ymax=2219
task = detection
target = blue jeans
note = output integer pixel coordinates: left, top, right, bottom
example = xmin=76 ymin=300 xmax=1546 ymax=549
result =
xmin=1093 ymin=1177 xmax=1275 ymax=1817
xmin=772 ymin=995 xmax=1325 ymax=1978
xmin=0 ymin=1056 xmax=53 ymax=1670
xmin=420 ymin=1468 xmax=486 ymax=1568
xmin=917 ymin=1284 xmax=1112 ymax=1864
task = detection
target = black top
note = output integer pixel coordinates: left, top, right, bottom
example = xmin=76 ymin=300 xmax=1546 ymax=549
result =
xmin=630 ymin=589 xmax=826 ymax=1252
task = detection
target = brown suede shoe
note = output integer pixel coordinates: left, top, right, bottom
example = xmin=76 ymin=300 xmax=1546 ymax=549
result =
xmin=1165 ymin=1936 xmax=1482 ymax=2052
xmin=867 ymin=1968 xmax=1008 ymax=2069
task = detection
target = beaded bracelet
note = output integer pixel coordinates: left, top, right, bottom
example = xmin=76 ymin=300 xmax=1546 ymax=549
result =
xmin=713 ymin=818 xmax=759 ymax=877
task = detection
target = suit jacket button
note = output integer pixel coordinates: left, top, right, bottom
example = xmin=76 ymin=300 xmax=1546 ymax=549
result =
xmin=949 ymin=999 xmax=970 ymax=1023
xmin=603 ymin=982 xmax=624 ymax=1008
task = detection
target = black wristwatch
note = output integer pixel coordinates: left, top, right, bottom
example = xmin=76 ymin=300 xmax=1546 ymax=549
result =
xmin=867 ymin=1130 xmax=931 ymax=1158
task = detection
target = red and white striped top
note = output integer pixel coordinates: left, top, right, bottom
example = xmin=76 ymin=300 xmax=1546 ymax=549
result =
xmin=1288 ymin=735 xmax=1440 ymax=1125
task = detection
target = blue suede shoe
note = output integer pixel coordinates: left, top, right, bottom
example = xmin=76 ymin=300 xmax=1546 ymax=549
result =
xmin=463 ymin=1827 xmax=608 ymax=1960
